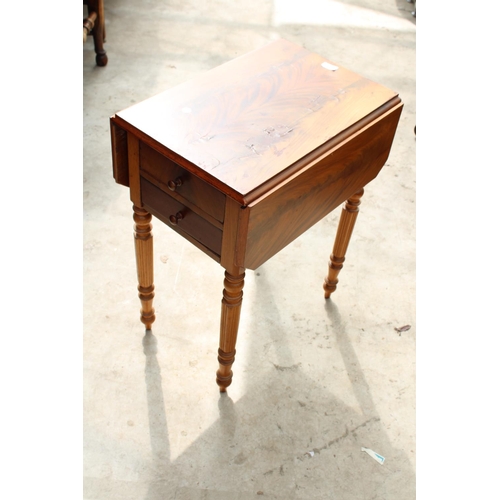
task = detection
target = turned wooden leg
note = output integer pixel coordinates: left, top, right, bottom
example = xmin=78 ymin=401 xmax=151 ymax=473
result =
xmin=86 ymin=0 xmax=107 ymax=66
xmin=83 ymin=12 xmax=97 ymax=43
xmin=216 ymin=271 xmax=245 ymax=392
xmin=324 ymin=189 xmax=364 ymax=298
xmin=133 ymin=205 xmax=156 ymax=330
xmin=93 ymin=20 xmax=107 ymax=67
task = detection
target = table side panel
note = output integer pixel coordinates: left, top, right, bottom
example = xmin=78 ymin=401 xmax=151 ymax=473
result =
xmin=110 ymin=119 xmax=129 ymax=187
xmin=127 ymin=133 xmax=142 ymax=206
xmin=242 ymin=103 xmax=403 ymax=270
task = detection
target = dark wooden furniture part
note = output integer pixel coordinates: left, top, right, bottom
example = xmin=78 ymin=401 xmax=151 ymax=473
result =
xmin=83 ymin=0 xmax=107 ymax=66
xmin=110 ymin=39 xmax=403 ymax=392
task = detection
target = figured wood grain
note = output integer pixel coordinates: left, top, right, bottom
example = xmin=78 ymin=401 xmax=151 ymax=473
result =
xmin=115 ymin=39 xmax=398 ymax=200
xmin=242 ymin=102 xmax=402 ymax=270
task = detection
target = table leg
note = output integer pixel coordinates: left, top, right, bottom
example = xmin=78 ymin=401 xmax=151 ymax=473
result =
xmin=216 ymin=270 xmax=245 ymax=392
xmin=324 ymin=189 xmax=364 ymax=298
xmin=133 ymin=204 xmax=156 ymax=330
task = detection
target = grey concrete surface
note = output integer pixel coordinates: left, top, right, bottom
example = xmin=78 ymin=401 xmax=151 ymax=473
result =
xmin=83 ymin=1 xmax=416 ymax=498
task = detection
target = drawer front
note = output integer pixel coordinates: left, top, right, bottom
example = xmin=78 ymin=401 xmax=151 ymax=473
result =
xmin=139 ymin=142 xmax=226 ymax=222
xmin=141 ymin=177 xmax=223 ymax=257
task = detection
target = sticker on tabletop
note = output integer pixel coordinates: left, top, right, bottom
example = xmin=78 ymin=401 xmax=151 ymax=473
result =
xmin=321 ymin=62 xmax=339 ymax=71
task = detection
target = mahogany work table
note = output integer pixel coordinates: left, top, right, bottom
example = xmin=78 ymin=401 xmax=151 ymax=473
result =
xmin=110 ymin=39 xmax=402 ymax=392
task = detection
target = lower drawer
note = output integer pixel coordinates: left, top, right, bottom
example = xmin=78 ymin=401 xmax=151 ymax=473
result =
xmin=141 ymin=177 xmax=223 ymax=257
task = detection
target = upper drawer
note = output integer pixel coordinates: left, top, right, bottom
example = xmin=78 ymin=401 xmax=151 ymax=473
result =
xmin=139 ymin=142 xmax=226 ymax=222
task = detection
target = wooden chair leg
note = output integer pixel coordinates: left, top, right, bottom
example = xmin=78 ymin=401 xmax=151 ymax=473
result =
xmin=133 ymin=205 xmax=155 ymax=330
xmin=216 ymin=270 xmax=245 ymax=392
xmin=85 ymin=0 xmax=107 ymax=66
xmin=92 ymin=17 xmax=107 ymax=66
xmin=83 ymin=12 xmax=97 ymax=43
xmin=97 ymin=0 xmax=106 ymax=43
xmin=324 ymin=189 xmax=364 ymax=298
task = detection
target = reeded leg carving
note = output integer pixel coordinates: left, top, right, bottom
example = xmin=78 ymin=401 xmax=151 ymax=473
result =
xmin=324 ymin=189 xmax=364 ymax=298
xmin=133 ymin=205 xmax=156 ymax=330
xmin=216 ymin=271 xmax=245 ymax=392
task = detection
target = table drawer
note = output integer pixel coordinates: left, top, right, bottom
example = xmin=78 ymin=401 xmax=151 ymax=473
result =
xmin=139 ymin=142 xmax=226 ymax=222
xmin=141 ymin=177 xmax=223 ymax=257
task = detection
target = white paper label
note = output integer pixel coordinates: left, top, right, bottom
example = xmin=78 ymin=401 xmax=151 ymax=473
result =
xmin=321 ymin=62 xmax=339 ymax=71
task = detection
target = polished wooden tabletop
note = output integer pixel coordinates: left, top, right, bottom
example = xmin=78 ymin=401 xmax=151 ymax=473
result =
xmin=113 ymin=38 xmax=399 ymax=203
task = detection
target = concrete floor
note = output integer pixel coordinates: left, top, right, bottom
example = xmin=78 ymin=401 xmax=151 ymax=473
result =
xmin=83 ymin=0 xmax=416 ymax=498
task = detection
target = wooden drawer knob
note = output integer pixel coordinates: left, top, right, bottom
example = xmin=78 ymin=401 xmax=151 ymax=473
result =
xmin=167 ymin=177 xmax=183 ymax=191
xmin=169 ymin=211 xmax=184 ymax=225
